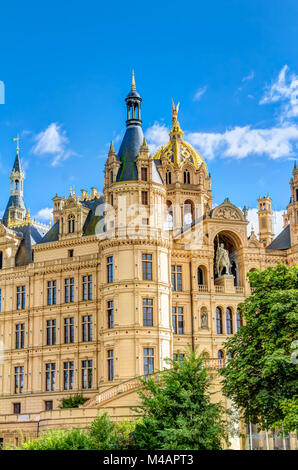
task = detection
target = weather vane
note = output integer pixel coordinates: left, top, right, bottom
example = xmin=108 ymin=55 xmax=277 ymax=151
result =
xmin=13 ymin=135 xmax=20 ymax=155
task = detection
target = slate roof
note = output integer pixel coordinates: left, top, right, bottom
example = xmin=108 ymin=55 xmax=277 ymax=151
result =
xmin=266 ymin=224 xmax=291 ymax=251
xmin=12 ymin=224 xmax=48 ymax=266
xmin=116 ymin=125 xmax=144 ymax=182
xmin=2 ymin=195 xmax=26 ymax=225
xmin=38 ymin=197 xmax=105 ymax=245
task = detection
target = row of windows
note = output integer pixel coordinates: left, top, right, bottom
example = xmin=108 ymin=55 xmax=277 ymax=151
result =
xmin=0 ymin=262 xmax=220 ymax=313
xmin=13 ymin=349 xmax=155 ymax=394
xmin=12 ymin=305 xmax=242 ymax=349
xmin=165 ymin=170 xmax=192 ymax=185
xmin=0 ymin=276 xmax=93 ymax=312
xmin=216 ymin=307 xmax=242 ymax=334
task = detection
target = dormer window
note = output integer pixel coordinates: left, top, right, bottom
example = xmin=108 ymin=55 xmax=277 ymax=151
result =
xmin=68 ymin=214 xmax=75 ymax=233
xmin=141 ymin=167 xmax=148 ymax=181
xmin=183 ymin=170 xmax=190 ymax=184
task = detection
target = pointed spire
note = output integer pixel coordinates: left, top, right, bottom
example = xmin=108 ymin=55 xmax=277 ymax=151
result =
xmin=109 ymin=140 xmax=115 ymax=154
xmin=131 ymin=70 xmax=136 ymax=92
xmin=294 ymin=160 xmax=297 ymax=171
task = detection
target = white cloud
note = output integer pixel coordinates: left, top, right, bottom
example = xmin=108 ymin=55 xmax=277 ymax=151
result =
xmin=145 ymin=122 xmax=169 ymax=154
xmin=242 ymin=71 xmax=255 ymax=83
xmin=260 ymin=65 xmax=298 ymax=120
xmin=187 ymin=124 xmax=298 ymax=160
xmin=32 ymin=123 xmax=77 ymax=166
xmin=34 ymin=207 xmax=53 ymax=222
xmin=194 ymin=85 xmax=207 ymax=102
xmin=145 ymin=121 xmax=298 ymax=160
xmin=247 ymin=208 xmax=284 ymax=238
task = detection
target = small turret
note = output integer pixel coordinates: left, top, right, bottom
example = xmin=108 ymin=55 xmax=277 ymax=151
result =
xmin=2 ymin=137 xmax=26 ymax=226
xmin=257 ymin=195 xmax=274 ymax=247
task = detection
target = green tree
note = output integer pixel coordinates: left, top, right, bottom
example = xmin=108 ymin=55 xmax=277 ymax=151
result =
xmin=220 ymin=263 xmax=298 ymax=433
xmin=133 ymin=348 xmax=229 ymax=450
xmin=15 ymin=428 xmax=93 ymax=450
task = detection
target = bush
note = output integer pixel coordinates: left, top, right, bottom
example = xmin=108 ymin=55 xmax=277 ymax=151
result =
xmin=16 ymin=428 xmax=93 ymax=450
xmin=58 ymin=394 xmax=88 ymax=409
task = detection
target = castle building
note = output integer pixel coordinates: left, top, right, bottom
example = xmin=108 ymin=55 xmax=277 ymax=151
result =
xmin=0 ymin=75 xmax=297 ymax=450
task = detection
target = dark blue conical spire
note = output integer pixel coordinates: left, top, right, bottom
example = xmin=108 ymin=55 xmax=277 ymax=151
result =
xmin=116 ymin=72 xmax=144 ymax=182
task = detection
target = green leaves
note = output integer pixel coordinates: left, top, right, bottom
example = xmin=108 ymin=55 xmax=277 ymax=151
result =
xmin=133 ymin=348 xmax=229 ymax=450
xmin=221 ymin=263 xmax=298 ymax=432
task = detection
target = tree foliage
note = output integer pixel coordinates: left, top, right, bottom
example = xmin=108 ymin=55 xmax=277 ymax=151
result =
xmin=12 ymin=413 xmax=138 ymax=450
xmin=220 ymin=263 xmax=298 ymax=432
xmin=58 ymin=394 xmax=88 ymax=409
xmin=133 ymin=348 xmax=229 ymax=450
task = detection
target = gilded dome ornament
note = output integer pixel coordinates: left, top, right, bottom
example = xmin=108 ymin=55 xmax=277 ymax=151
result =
xmin=154 ymin=101 xmax=208 ymax=175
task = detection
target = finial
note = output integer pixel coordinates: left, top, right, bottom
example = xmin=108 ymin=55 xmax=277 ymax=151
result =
xmin=13 ymin=135 xmax=20 ymax=156
xmin=172 ymin=100 xmax=180 ymax=122
xmin=251 ymin=225 xmax=254 ymax=234
xmin=294 ymin=160 xmax=297 ymax=170
xmin=49 ymin=217 xmax=52 ymax=228
xmin=109 ymin=140 xmax=115 ymax=154
xmin=131 ymin=70 xmax=136 ymax=92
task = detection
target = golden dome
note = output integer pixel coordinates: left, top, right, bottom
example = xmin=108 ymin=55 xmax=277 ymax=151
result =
xmin=153 ymin=101 xmax=208 ymax=175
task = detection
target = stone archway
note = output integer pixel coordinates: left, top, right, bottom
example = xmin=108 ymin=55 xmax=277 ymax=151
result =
xmin=213 ymin=230 xmax=243 ymax=286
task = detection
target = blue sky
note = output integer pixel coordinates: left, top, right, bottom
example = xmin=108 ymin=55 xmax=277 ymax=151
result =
xmin=1 ymin=0 xmax=298 ymax=235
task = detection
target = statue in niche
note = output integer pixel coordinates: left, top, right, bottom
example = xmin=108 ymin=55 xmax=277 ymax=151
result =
xmin=215 ymin=241 xmax=232 ymax=277
xmin=201 ymin=310 xmax=208 ymax=329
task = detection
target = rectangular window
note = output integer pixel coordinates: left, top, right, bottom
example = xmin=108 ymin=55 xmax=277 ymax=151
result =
xmin=171 ymin=265 xmax=182 ymax=291
xmin=108 ymin=350 xmax=114 ymax=381
xmin=82 ymin=360 xmax=93 ymax=389
xmin=173 ymin=353 xmax=185 ymax=361
xmin=64 ymin=317 xmax=75 ymax=344
xmin=141 ymin=191 xmax=148 ymax=205
xmin=141 ymin=167 xmax=148 ymax=181
xmin=172 ymin=306 xmax=184 ymax=334
xmin=82 ymin=315 xmax=93 ymax=342
xmin=14 ymin=366 xmax=24 ymax=394
xmin=45 ymin=363 xmax=56 ymax=392
xmin=46 ymin=319 xmax=56 ymax=345
xmin=107 ymin=257 xmax=113 ymax=283
xmin=63 ymin=361 xmax=74 ymax=390
xmin=16 ymin=286 xmax=26 ymax=310
xmin=144 ymin=348 xmax=154 ymax=376
xmin=107 ymin=301 xmax=114 ymax=329
xmin=68 ymin=249 xmax=74 ymax=258
xmin=47 ymin=281 xmax=57 ymax=306
xmin=45 ymin=400 xmax=53 ymax=411
xmin=143 ymin=298 xmax=153 ymax=326
xmin=13 ymin=403 xmax=21 ymax=414
xmin=82 ymin=275 xmax=92 ymax=300
xmin=64 ymin=278 xmax=74 ymax=303
xmin=15 ymin=323 xmax=25 ymax=349
xmin=142 ymin=253 xmax=152 ymax=280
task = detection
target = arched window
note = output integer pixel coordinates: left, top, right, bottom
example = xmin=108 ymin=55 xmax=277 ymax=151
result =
xmin=15 ymin=180 xmax=19 ymax=190
xmin=0 ymin=251 xmax=2 ymax=269
xmin=183 ymin=199 xmax=194 ymax=225
xmin=236 ymin=309 xmax=242 ymax=332
xmin=226 ymin=308 xmax=233 ymax=334
xmin=183 ymin=169 xmax=190 ymax=184
xmin=110 ymin=170 xmax=113 ymax=184
xmin=217 ymin=349 xmax=224 ymax=359
xmin=216 ymin=307 xmax=223 ymax=334
xmin=166 ymin=201 xmax=173 ymax=229
xmin=166 ymin=171 xmax=172 ymax=185
xmin=68 ymin=215 xmax=75 ymax=233
xmin=198 ymin=267 xmax=204 ymax=285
